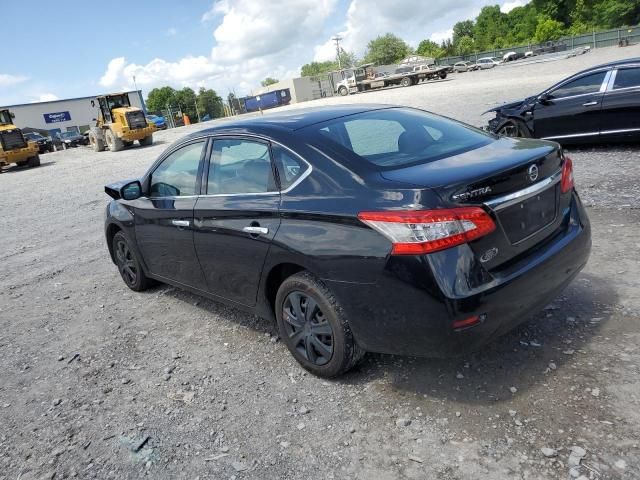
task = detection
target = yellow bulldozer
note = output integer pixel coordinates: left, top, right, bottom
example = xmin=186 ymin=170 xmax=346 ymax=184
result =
xmin=0 ymin=109 xmax=40 ymax=173
xmin=88 ymin=93 xmax=156 ymax=152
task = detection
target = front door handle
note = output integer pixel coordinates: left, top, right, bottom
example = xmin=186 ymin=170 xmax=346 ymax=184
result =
xmin=171 ymin=219 xmax=190 ymax=228
xmin=582 ymin=101 xmax=599 ymax=106
xmin=242 ymin=226 xmax=269 ymax=235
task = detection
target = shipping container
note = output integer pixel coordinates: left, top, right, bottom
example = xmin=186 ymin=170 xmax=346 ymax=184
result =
xmin=243 ymin=89 xmax=291 ymax=113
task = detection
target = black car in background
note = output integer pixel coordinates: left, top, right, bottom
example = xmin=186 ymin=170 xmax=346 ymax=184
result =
xmin=486 ymin=58 xmax=640 ymax=143
xmin=58 ymin=131 xmax=89 ymax=148
xmin=23 ymin=132 xmax=54 ymax=153
xmin=104 ymin=105 xmax=591 ymax=377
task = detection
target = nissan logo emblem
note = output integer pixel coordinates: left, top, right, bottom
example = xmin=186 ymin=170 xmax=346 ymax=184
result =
xmin=528 ymin=164 xmax=539 ymax=182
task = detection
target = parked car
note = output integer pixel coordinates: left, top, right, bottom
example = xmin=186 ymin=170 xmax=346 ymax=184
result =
xmin=58 ymin=131 xmax=88 ymax=148
xmin=453 ymin=61 xmax=478 ymax=73
xmin=104 ymin=105 xmax=591 ymax=377
xmin=23 ymin=132 xmax=54 ymax=153
xmin=146 ymin=114 xmax=167 ymax=130
xmin=485 ymin=57 xmax=640 ymax=143
xmin=476 ymin=57 xmax=502 ymax=69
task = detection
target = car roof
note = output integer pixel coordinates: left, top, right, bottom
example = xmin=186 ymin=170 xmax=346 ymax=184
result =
xmin=184 ymin=104 xmax=396 ymax=138
xmin=581 ymin=57 xmax=640 ymax=73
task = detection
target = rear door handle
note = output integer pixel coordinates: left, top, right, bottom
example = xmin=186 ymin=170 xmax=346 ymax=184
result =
xmin=242 ymin=226 xmax=268 ymax=235
xmin=171 ymin=219 xmax=190 ymax=228
xmin=582 ymin=101 xmax=599 ymax=106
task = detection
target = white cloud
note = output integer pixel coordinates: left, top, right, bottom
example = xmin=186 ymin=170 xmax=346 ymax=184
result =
xmin=0 ymin=73 xmax=29 ymax=88
xmin=430 ymin=29 xmax=454 ymax=44
xmin=37 ymin=93 xmax=59 ymax=102
xmin=166 ymin=27 xmax=178 ymax=37
xmin=501 ymin=0 xmax=528 ymax=13
xmin=99 ymin=57 xmax=127 ymax=88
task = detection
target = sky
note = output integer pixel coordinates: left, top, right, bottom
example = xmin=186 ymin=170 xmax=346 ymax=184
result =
xmin=1 ymin=0 xmax=528 ymax=106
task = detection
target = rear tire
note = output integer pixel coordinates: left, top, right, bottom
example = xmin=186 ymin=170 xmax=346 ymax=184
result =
xmin=28 ymin=155 xmax=41 ymax=167
xmin=105 ymin=129 xmax=124 ymax=152
xmin=139 ymin=135 xmax=153 ymax=146
xmin=275 ymin=271 xmax=365 ymax=378
xmin=112 ymin=231 xmax=154 ymax=291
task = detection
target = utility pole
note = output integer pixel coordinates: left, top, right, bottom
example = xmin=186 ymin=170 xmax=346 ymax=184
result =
xmin=332 ymin=35 xmax=343 ymax=69
xmin=194 ymin=98 xmax=201 ymax=123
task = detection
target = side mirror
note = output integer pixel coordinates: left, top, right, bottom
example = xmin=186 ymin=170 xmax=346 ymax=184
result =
xmin=120 ymin=181 xmax=142 ymax=201
xmin=10 ymin=112 xmax=15 ymax=119
xmin=538 ymin=93 xmax=552 ymax=103
xmin=91 ymin=100 xmax=95 ymax=107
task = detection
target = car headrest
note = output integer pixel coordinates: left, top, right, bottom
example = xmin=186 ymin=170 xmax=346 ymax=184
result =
xmin=397 ymin=129 xmax=433 ymax=155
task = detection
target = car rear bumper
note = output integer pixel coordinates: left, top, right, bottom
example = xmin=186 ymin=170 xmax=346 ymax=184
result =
xmin=326 ymin=192 xmax=591 ymax=357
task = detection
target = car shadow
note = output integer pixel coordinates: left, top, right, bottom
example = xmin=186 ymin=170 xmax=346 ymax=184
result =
xmin=337 ymin=272 xmax=616 ymax=403
xmin=146 ymin=271 xmax=613 ymax=403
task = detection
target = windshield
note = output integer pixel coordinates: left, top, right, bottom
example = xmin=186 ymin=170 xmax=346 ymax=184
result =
xmin=60 ymin=132 xmax=77 ymax=139
xmin=0 ymin=110 xmax=12 ymax=124
xmin=306 ymin=107 xmax=493 ymax=170
xmin=24 ymin=133 xmax=42 ymax=140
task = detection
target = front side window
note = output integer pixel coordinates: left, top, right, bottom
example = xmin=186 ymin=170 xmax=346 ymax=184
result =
xmin=613 ymin=68 xmax=640 ymax=90
xmin=150 ymin=141 xmax=204 ymax=197
xmin=310 ymin=108 xmax=492 ymax=169
xmin=207 ymin=139 xmax=275 ymax=194
xmin=551 ymin=71 xmax=606 ymax=99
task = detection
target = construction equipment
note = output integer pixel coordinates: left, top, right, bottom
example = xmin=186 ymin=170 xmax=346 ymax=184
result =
xmin=88 ymin=93 xmax=156 ymax=152
xmin=0 ymin=109 xmax=40 ymax=172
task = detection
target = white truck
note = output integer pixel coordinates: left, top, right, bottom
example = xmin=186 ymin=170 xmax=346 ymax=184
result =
xmin=334 ymin=63 xmax=448 ymax=96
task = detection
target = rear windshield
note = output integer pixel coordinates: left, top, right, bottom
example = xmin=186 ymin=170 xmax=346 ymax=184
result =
xmin=307 ymin=107 xmax=492 ymax=169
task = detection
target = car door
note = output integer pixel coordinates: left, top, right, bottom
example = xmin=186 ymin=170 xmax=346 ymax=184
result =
xmin=193 ymin=137 xmax=281 ymax=306
xmin=133 ymin=139 xmax=208 ymax=290
xmin=533 ymin=69 xmax=609 ymax=140
xmin=600 ymin=66 xmax=640 ymax=137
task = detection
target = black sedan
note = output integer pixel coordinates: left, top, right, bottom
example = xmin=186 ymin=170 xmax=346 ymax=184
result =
xmin=23 ymin=132 xmax=54 ymax=153
xmin=486 ymin=57 xmax=640 ymax=143
xmin=58 ymin=131 xmax=89 ymax=148
xmin=104 ymin=105 xmax=591 ymax=377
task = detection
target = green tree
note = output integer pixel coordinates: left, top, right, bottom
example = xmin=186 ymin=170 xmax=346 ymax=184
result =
xmin=474 ymin=5 xmax=509 ymax=50
xmin=534 ymin=15 xmax=565 ymax=42
xmin=363 ymin=33 xmax=410 ymax=65
xmin=440 ymin=38 xmax=456 ymax=57
xmin=300 ymin=60 xmax=337 ymax=77
xmin=453 ymin=20 xmax=475 ymax=45
xmin=416 ymin=39 xmax=443 ymax=58
xmin=173 ymin=87 xmax=198 ymax=122
xmin=261 ymin=77 xmax=279 ymax=87
xmin=506 ymin=4 xmax=539 ymax=43
xmin=338 ymin=49 xmax=358 ymax=68
xmin=146 ymin=86 xmax=176 ymax=114
xmin=196 ymin=87 xmax=223 ymax=120
xmin=456 ymin=36 xmax=475 ymax=55
xmin=593 ymin=0 xmax=640 ymax=28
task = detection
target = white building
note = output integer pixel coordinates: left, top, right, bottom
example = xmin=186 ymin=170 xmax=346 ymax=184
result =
xmin=1 ymin=90 xmax=145 ymax=137
xmin=255 ymin=77 xmax=335 ymax=103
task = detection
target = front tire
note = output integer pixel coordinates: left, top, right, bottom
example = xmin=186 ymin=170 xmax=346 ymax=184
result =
xmin=400 ymin=76 xmax=411 ymax=87
xmin=338 ymin=86 xmax=348 ymax=96
xmin=105 ymin=129 xmax=124 ymax=152
xmin=275 ymin=272 xmax=364 ymax=378
xmin=497 ymin=119 xmax=531 ymax=138
xmin=139 ymin=135 xmax=153 ymax=146
xmin=112 ymin=231 xmax=154 ymax=291
xmin=439 ymin=71 xmax=447 ymax=79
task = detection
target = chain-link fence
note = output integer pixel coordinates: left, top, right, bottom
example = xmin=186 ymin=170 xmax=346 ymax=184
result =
xmin=434 ymin=25 xmax=640 ymax=66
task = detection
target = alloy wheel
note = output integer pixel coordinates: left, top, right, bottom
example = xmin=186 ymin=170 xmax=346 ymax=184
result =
xmin=498 ymin=122 xmax=519 ymax=137
xmin=115 ymin=238 xmax=137 ymax=286
xmin=282 ymin=291 xmax=334 ymax=366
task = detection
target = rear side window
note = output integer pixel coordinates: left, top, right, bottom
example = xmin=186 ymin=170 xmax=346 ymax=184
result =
xmin=150 ymin=141 xmax=204 ymax=197
xmin=208 ymin=139 xmax=276 ymax=194
xmin=309 ymin=108 xmax=491 ymax=169
xmin=551 ymin=71 xmax=606 ymax=98
xmin=613 ymin=68 xmax=640 ymax=89
xmin=271 ymin=144 xmax=308 ymax=190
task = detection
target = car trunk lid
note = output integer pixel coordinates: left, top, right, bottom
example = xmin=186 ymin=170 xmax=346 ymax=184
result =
xmin=380 ymin=137 xmax=567 ymax=269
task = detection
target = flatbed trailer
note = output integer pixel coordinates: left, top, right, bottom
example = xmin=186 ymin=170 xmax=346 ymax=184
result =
xmin=335 ymin=64 xmax=448 ymax=96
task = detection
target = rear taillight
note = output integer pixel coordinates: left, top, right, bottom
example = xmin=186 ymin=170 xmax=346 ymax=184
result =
xmin=358 ymin=207 xmax=496 ymax=255
xmin=561 ymin=156 xmax=574 ymax=193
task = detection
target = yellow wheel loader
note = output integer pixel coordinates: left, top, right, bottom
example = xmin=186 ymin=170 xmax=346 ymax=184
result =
xmin=0 ymin=109 xmax=40 ymax=173
xmin=88 ymin=93 xmax=156 ymax=152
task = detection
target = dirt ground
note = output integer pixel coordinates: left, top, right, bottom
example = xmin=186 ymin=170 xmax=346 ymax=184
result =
xmin=1 ymin=45 xmax=639 ymax=479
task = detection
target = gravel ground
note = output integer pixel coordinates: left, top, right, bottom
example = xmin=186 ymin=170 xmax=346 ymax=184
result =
xmin=1 ymin=44 xmax=639 ymax=480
